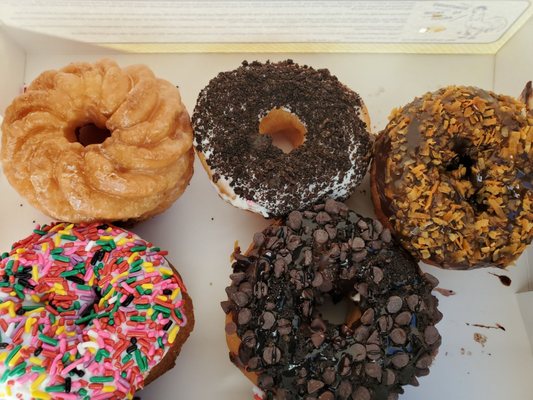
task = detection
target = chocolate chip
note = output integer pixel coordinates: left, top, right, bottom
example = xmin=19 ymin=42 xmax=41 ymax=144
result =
xmin=225 ymin=321 xmax=237 ymax=335
xmin=391 ymin=353 xmax=410 ymax=368
xmin=365 ymin=363 xmax=382 ymax=380
xmin=311 ymin=332 xmax=325 ymax=347
xmin=274 ymin=259 xmax=286 ymax=277
xmin=230 ymin=272 xmax=246 ymax=285
xmin=231 ymin=291 xmax=250 ymax=307
xmin=322 ymin=367 xmax=336 ymax=384
xmin=311 ymin=272 xmax=324 ymax=287
xmin=387 ymin=392 xmax=399 ymax=400
xmin=325 ymin=199 xmax=341 ymax=214
xmin=390 ymin=328 xmax=407 ymax=344
xmin=288 ymin=211 xmax=303 ymax=230
xmin=242 ymin=331 xmax=256 ymax=348
xmin=360 ymin=308 xmax=375 ymax=325
xmin=311 ymin=318 xmax=327 ymax=332
xmin=287 ymin=235 xmax=302 ymax=251
xmin=313 ymin=229 xmax=329 ymax=244
xmin=357 ymin=220 xmax=368 ymax=231
xmin=416 ymin=354 xmax=433 ymax=369
xmin=407 ymin=294 xmax=419 ymax=311
xmin=395 ymin=311 xmax=412 ymax=326
xmin=277 ymin=318 xmax=292 ymax=335
xmin=220 ymin=300 xmax=233 ymax=314
xmin=351 ymin=237 xmax=365 ymax=250
xmin=254 ymin=281 xmax=268 ymax=298
xmin=372 ymin=267 xmax=384 ymax=284
xmin=378 ymin=316 xmax=392 ymax=332
xmin=354 ymin=326 xmax=369 ymax=342
xmin=316 ymin=211 xmax=332 ymax=225
xmin=238 ymin=308 xmax=252 ymax=325
xmin=355 ymin=283 xmax=368 ymax=297
xmin=325 ymin=225 xmax=337 ymax=239
xmin=253 ymin=232 xmax=266 ymax=246
xmin=367 ymin=330 xmax=380 ymax=345
xmin=262 ymin=345 xmax=281 ymax=365
xmin=352 ymin=250 xmax=368 ymax=262
xmin=337 ymin=380 xmax=352 ymax=399
xmin=415 ymin=367 xmax=430 ymax=377
xmin=381 ymin=229 xmax=392 ymax=243
xmin=339 ymin=355 xmax=351 ymax=375
xmin=261 ymin=311 xmax=276 ymax=330
xmin=304 ymin=249 xmax=313 ymax=266
xmin=384 ymin=369 xmax=396 ymax=385
xmin=247 ymin=356 xmax=260 ymax=370
xmin=424 ymin=326 xmax=440 ymax=345
xmin=352 ymin=386 xmax=371 ymax=400
xmin=318 ymin=391 xmax=334 ymax=400
xmin=424 ymin=273 xmax=439 ymax=288
xmin=258 ymin=374 xmax=274 ymax=388
xmin=387 ymin=296 xmax=403 ymax=314
xmin=307 ymin=379 xmax=325 ymax=394
xmin=351 ymin=343 xmax=366 ymax=361
xmin=410 ymin=376 xmax=420 ymax=386
xmin=365 ymin=344 xmax=381 ymax=360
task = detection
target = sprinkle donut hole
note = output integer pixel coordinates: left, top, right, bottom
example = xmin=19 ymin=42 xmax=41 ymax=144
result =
xmin=259 ymin=108 xmax=307 ymax=154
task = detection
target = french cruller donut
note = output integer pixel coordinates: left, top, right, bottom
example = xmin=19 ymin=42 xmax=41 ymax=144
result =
xmin=222 ymin=199 xmax=441 ymax=400
xmin=371 ymin=84 xmax=532 ymax=269
xmin=193 ymin=60 xmax=373 ymax=218
xmin=0 ymin=222 xmax=194 ymax=399
xmin=1 ymin=59 xmax=194 ymax=223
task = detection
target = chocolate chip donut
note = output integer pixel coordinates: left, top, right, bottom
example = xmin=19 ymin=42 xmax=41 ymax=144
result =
xmin=192 ymin=60 xmax=373 ymax=218
xmin=222 ymin=199 xmax=442 ymax=400
xmin=371 ymin=85 xmax=532 ymax=270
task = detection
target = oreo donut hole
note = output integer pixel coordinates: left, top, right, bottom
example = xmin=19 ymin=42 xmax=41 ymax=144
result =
xmin=222 ymin=199 xmax=442 ymax=400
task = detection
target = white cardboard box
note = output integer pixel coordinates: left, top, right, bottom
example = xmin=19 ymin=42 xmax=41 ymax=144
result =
xmin=0 ymin=11 xmax=532 ymax=400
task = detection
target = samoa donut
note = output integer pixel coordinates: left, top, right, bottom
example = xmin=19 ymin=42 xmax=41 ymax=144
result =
xmin=371 ymin=85 xmax=533 ymax=270
xmin=221 ymin=199 xmax=442 ymax=400
xmin=0 ymin=222 xmax=194 ymax=399
xmin=1 ymin=59 xmax=194 ymax=223
xmin=192 ymin=60 xmax=373 ymax=218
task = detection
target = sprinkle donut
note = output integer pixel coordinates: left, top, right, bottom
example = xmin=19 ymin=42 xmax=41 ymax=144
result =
xmin=193 ymin=60 xmax=373 ymax=218
xmin=0 ymin=222 xmax=194 ymax=399
xmin=371 ymin=85 xmax=532 ymax=269
xmin=222 ymin=199 xmax=442 ymax=400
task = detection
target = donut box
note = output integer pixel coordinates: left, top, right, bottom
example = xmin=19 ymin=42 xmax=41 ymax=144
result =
xmin=0 ymin=14 xmax=532 ymax=400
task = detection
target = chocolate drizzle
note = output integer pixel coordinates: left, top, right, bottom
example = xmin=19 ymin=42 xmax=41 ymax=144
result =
xmin=192 ymin=60 xmax=373 ymax=217
xmin=223 ymin=199 xmax=441 ymax=399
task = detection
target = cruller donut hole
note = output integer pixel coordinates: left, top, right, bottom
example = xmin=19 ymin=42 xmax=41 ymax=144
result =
xmin=258 ymin=108 xmax=307 ymax=154
xmin=74 ymin=122 xmax=112 ymax=146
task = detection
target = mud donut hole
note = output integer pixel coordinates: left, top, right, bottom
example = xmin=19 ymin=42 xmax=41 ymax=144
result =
xmin=259 ymin=108 xmax=307 ymax=154
xmin=315 ymin=292 xmax=366 ymax=359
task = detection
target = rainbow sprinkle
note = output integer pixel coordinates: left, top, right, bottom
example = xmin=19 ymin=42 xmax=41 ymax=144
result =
xmin=0 ymin=222 xmax=189 ymax=399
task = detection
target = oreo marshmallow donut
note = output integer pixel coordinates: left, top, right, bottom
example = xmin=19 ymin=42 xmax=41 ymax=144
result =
xmin=193 ymin=60 xmax=373 ymax=218
xmin=222 ymin=199 xmax=442 ymax=400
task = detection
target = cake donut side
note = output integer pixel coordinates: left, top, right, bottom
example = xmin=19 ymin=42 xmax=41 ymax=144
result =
xmin=222 ymin=199 xmax=442 ymax=400
xmin=1 ymin=59 xmax=194 ymax=223
xmin=371 ymin=85 xmax=532 ymax=270
xmin=0 ymin=222 xmax=194 ymax=399
xmin=193 ymin=60 xmax=373 ymax=218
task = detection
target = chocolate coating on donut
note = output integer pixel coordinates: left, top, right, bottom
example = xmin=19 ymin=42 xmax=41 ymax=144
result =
xmin=222 ymin=199 xmax=442 ymax=400
xmin=193 ymin=60 xmax=372 ymax=217
xmin=372 ymin=86 xmax=532 ymax=269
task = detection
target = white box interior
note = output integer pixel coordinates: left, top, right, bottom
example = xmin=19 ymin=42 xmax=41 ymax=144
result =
xmin=0 ymin=18 xmax=532 ymax=400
